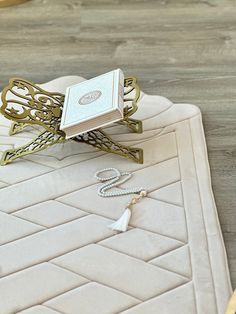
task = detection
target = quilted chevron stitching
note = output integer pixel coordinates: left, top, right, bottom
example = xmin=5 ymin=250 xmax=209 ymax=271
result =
xmin=0 ymin=83 xmax=229 ymax=314
xmin=0 ymin=128 xmax=189 ymax=312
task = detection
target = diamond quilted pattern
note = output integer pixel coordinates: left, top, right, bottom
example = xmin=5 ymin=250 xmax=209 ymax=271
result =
xmin=99 ymin=228 xmax=183 ymax=261
xmin=121 ymin=282 xmax=196 ymax=314
xmin=0 ymin=158 xmax=52 ymax=184
xmin=0 ymin=77 xmax=231 ymax=314
xmin=57 ymin=157 xmax=181 ymax=222
xmin=18 ymin=305 xmax=60 ymax=314
xmin=150 ymin=245 xmax=192 ymax=278
xmin=149 ymin=245 xmax=192 ymax=279
xmin=0 ymin=262 xmax=88 ymax=313
xmin=44 ymin=282 xmax=140 ymax=314
xmin=0 ymin=211 xmax=44 ymax=245
xmin=13 ymin=200 xmax=88 ymax=228
xmin=51 ymin=244 xmax=189 ymax=301
xmin=18 ymin=306 xmax=60 ymax=314
xmin=130 ymin=198 xmax=187 ymax=242
xmin=0 ymin=215 xmax=115 ymax=277
xmin=149 ymin=181 xmax=183 ymax=206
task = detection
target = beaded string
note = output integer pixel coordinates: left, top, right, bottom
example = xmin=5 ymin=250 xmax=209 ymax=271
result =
xmin=94 ymin=167 xmax=147 ymax=198
xmin=95 ymin=168 xmax=147 ymax=232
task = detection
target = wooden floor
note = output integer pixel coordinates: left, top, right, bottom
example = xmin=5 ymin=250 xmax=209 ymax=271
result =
xmin=0 ymin=0 xmax=235 ymax=288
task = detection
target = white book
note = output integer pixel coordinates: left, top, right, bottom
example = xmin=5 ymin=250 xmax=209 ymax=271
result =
xmin=60 ymin=69 xmax=124 ymax=138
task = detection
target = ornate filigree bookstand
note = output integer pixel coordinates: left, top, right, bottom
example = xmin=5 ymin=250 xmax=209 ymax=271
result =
xmin=0 ymin=77 xmax=144 ymax=166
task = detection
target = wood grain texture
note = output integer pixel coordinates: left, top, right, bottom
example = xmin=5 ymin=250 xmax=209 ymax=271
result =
xmin=0 ymin=0 xmax=235 ymax=287
xmin=0 ymin=0 xmax=30 ymax=8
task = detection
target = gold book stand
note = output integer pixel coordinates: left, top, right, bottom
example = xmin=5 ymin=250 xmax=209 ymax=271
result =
xmin=0 ymin=77 xmax=143 ymax=166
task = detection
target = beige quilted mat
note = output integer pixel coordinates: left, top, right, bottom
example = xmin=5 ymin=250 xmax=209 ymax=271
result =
xmin=0 ymin=76 xmax=232 ymax=314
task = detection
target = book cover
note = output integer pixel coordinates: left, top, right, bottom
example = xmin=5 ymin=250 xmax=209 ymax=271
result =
xmin=60 ymin=69 xmax=124 ymax=138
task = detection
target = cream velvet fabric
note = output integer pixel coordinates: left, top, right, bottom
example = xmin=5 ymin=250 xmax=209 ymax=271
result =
xmin=0 ymin=76 xmax=232 ymax=314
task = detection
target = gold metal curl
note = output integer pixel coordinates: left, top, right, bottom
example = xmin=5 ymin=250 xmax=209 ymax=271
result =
xmin=0 ymin=77 xmax=143 ymax=165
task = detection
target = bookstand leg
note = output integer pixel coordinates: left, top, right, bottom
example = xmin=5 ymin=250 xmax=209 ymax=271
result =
xmin=73 ymin=129 xmax=143 ymax=164
xmin=0 ymin=130 xmax=65 ymax=165
xmin=9 ymin=122 xmax=28 ymax=136
xmin=117 ymin=118 xmax=142 ymax=133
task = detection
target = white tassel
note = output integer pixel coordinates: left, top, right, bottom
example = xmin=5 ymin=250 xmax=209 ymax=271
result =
xmin=108 ymin=208 xmax=131 ymax=232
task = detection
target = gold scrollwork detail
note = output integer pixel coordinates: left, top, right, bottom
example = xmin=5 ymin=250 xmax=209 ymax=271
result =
xmin=0 ymin=77 xmax=143 ymax=165
xmin=0 ymin=78 xmax=65 ymax=135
